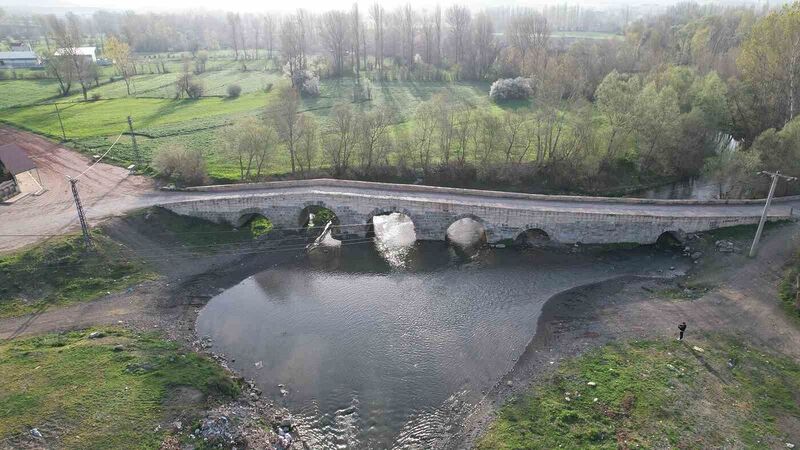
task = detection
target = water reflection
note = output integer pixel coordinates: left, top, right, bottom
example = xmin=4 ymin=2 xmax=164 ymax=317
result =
xmin=373 ymin=213 xmax=417 ymax=268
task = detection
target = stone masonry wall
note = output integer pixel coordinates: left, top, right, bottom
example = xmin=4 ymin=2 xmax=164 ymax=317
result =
xmin=160 ymin=191 xmax=773 ymax=245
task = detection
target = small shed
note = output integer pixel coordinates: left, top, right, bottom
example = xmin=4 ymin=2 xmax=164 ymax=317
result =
xmin=0 ymin=143 xmax=42 ymax=200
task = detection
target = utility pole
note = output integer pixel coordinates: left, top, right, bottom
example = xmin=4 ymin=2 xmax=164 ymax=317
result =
xmin=749 ymin=170 xmax=796 ymax=257
xmin=68 ymin=176 xmax=93 ymax=249
xmin=54 ymin=103 xmax=66 ymax=141
xmin=127 ymin=116 xmax=141 ymax=169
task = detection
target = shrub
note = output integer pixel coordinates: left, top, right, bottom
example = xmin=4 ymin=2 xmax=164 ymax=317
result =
xmin=152 ymin=143 xmax=208 ymax=186
xmin=249 ymin=216 xmax=273 ymax=238
xmin=186 ymin=81 xmax=204 ymax=98
xmin=489 ymin=77 xmax=534 ymax=102
xmin=227 ymin=84 xmax=242 ymax=98
xmin=291 ymin=70 xmax=321 ymax=97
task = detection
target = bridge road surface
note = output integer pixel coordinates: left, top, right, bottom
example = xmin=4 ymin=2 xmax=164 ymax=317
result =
xmin=0 ymin=127 xmax=797 ymax=252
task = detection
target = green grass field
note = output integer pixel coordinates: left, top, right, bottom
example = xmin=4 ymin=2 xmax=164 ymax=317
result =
xmin=477 ymin=336 xmax=800 ymax=449
xmin=0 ymin=79 xmax=62 ymax=108
xmin=0 ymin=328 xmax=239 ymax=449
xmin=0 ymin=62 xmax=512 ymax=181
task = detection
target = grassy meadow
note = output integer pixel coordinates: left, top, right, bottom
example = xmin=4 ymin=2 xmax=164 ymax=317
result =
xmin=0 ymin=55 xmax=512 ymax=182
xmin=0 ymin=328 xmax=239 ymax=449
xmin=477 ymin=336 xmax=800 ymax=449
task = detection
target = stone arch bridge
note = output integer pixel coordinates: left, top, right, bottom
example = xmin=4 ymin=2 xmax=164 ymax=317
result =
xmin=157 ymin=179 xmax=797 ymax=245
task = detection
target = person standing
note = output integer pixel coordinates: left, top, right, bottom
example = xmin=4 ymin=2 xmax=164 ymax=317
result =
xmin=678 ymin=322 xmax=687 ymax=341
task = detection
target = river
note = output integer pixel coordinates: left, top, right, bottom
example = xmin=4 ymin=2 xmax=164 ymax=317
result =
xmin=196 ymin=217 xmax=687 ymax=449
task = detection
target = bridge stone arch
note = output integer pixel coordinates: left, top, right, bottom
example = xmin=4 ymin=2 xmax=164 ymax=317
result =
xmin=655 ymin=229 xmax=685 ymax=247
xmin=515 ymin=226 xmax=553 ymax=246
xmin=235 ymin=207 xmax=270 ymax=228
xmin=445 ymin=213 xmax=489 ymax=245
xmin=297 ymin=201 xmax=342 ymax=227
xmin=365 ymin=207 xmax=418 ymax=237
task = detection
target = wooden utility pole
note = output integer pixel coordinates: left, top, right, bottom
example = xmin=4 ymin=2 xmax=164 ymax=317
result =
xmin=54 ymin=103 xmax=66 ymax=141
xmin=749 ymin=170 xmax=796 ymax=257
xmin=127 ymin=116 xmax=141 ymax=168
xmin=68 ymin=176 xmax=93 ymax=249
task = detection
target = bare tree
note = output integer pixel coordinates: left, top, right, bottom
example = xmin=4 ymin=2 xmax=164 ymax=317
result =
xmin=434 ymin=5 xmax=442 ymax=67
xmin=446 ymin=5 xmax=471 ymax=67
xmin=325 ymin=105 xmax=358 ymax=177
xmin=220 ymin=118 xmax=278 ymax=181
xmin=358 ymin=106 xmax=393 ymax=171
xmin=399 ymin=4 xmax=415 ymax=67
xmin=413 ymin=101 xmax=437 ymax=174
xmin=227 ymin=12 xmax=240 ymax=60
xmin=352 ymin=3 xmax=361 ymax=80
xmin=321 ymin=11 xmax=349 ymax=76
xmin=296 ymin=115 xmax=319 ymax=174
xmin=271 ymin=86 xmax=303 ymax=174
xmin=508 ymin=12 xmax=550 ymax=76
xmin=263 ymin=14 xmax=277 ymax=62
xmin=48 ymin=14 xmax=91 ymax=101
xmin=369 ymin=3 xmax=385 ymax=71
xmin=281 ymin=16 xmax=303 ymax=85
xmin=472 ymin=12 xmax=496 ymax=80
xmin=422 ymin=11 xmax=434 ymax=64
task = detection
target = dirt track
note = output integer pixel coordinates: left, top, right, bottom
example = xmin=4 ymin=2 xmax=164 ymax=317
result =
xmin=0 ymin=126 xmax=155 ymax=252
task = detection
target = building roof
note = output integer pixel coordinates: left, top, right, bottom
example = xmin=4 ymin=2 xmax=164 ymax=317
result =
xmin=54 ymin=47 xmax=96 ymax=57
xmin=0 ymin=143 xmax=36 ymax=175
xmin=0 ymin=51 xmax=38 ymax=60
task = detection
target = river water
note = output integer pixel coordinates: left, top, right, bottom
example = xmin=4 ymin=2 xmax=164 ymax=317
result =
xmin=196 ymin=217 xmax=687 ymax=449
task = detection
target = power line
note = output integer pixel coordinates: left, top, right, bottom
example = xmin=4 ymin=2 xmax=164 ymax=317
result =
xmin=72 ymin=130 xmax=126 ymax=180
xmin=0 ymin=221 xmax=373 ymax=238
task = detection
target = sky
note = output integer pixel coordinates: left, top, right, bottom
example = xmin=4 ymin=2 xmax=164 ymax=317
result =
xmin=1 ymin=0 xmax=714 ymax=14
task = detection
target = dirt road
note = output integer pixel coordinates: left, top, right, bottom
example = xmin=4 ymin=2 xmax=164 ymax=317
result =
xmin=0 ymin=126 xmax=156 ymax=252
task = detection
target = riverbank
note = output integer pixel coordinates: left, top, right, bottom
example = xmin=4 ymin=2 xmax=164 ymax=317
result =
xmin=0 ymin=209 xmax=306 ymax=448
xmin=447 ymin=221 xmax=800 ymax=448
xmin=477 ymin=335 xmax=800 ymax=448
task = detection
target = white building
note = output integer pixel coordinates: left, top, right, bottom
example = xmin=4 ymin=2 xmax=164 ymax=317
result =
xmin=54 ymin=47 xmax=97 ymax=63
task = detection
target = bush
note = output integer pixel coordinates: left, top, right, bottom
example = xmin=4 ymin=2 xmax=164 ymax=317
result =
xmin=489 ymin=77 xmax=534 ymax=102
xmin=249 ymin=216 xmax=273 ymax=238
xmin=227 ymin=84 xmax=242 ymax=98
xmin=152 ymin=143 xmax=208 ymax=186
xmin=291 ymin=70 xmax=321 ymax=97
xmin=186 ymin=81 xmax=204 ymax=98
